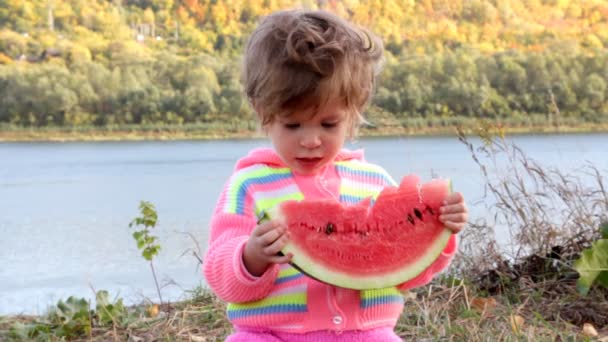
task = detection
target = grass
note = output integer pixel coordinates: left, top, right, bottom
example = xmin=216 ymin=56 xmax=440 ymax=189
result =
xmin=395 ymin=278 xmax=607 ymax=341
xmin=0 ymin=289 xmax=233 ymax=341
xmin=1 ymin=280 xmax=605 ymax=341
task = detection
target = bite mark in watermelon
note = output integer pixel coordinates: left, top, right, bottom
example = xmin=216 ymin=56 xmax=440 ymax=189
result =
xmin=269 ymin=174 xmax=453 ymax=290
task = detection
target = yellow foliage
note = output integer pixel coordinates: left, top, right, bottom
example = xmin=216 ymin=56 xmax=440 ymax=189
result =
xmin=211 ymin=3 xmax=229 ymax=28
xmin=182 ymin=26 xmax=214 ymax=53
xmin=478 ymin=41 xmax=495 ymax=54
xmin=583 ymin=34 xmax=603 ymax=49
xmin=37 ymin=33 xmax=58 ymax=48
xmin=68 ymin=43 xmax=92 ymax=64
xmin=0 ymin=53 xmax=13 ymax=64
xmin=143 ymin=8 xmax=155 ymax=24
xmin=0 ymin=30 xmax=28 ymax=56
xmin=71 ymin=26 xmax=108 ymax=54
xmin=590 ymin=10 xmax=603 ymax=25
xmin=46 ymin=56 xmax=66 ymax=67
xmin=555 ymin=0 xmax=571 ymax=10
xmin=1 ymin=0 xmax=607 ymax=59
xmin=108 ymin=40 xmax=153 ymax=64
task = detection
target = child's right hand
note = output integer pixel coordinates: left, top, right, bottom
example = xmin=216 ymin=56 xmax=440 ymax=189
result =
xmin=243 ymin=220 xmax=292 ymax=277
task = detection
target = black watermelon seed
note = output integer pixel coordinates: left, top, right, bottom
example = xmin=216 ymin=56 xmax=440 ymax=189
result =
xmin=407 ymin=214 xmax=415 ymax=225
xmin=325 ymin=223 xmax=335 ymax=235
xmin=414 ymin=208 xmax=423 ymax=220
xmin=426 ymin=206 xmax=435 ymax=215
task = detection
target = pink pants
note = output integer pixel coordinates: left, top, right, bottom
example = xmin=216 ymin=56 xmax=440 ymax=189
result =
xmin=225 ymin=327 xmax=403 ymax=341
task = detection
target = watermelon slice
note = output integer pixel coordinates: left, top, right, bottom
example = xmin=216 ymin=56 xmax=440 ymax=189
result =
xmin=268 ymin=174 xmax=453 ymax=290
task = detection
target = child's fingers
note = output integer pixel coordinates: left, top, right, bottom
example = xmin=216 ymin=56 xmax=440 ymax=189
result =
xmin=440 ymin=212 xmax=467 ymax=223
xmin=253 ymin=220 xmax=282 ymax=236
xmin=259 ymin=226 xmax=286 ymax=245
xmin=263 ymin=233 xmax=290 ymax=256
xmin=442 ymin=221 xmax=465 ymax=233
xmin=443 ymin=192 xmax=464 ymax=205
xmin=440 ymin=203 xmax=467 ymax=214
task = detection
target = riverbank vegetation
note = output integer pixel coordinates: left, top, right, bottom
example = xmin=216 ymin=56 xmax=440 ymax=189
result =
xmin=1 ymin=130 xmax=607 ymax=341
xmin=1 ymin=0 xmax=607 ymax=140
xmin=1 ymin=114 xmax=608 ymax=142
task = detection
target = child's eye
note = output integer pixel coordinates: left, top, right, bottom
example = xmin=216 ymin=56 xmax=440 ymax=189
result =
xmin=284 ymin=123 xmax=300 ymax=129
xmin=322 ymin=122 xmax=337 ymax=128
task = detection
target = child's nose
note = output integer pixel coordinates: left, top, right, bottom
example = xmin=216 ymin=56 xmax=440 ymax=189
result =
xmin=300 ymin=131 xmax=322 ymax=148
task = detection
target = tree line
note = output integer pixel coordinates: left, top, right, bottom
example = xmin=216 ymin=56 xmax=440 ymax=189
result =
xmin=0 ymin=0 xmax=606 ymax=129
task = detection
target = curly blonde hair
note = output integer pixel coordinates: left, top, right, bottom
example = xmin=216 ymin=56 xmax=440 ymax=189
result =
xmin=242 ymin=9 xmax=384 ymax=136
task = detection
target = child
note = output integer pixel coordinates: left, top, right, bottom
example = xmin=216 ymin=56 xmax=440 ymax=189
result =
xmin=203 ymin=9 xmax=468 ymax=341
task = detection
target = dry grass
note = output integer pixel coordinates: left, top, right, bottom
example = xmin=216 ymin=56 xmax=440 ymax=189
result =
xmin=4 ymin=282 xmax=604 ymax=341
xmin=454 ymin=125 xmax=606 ymax=281
xmin=396 ymin=279 xmax=608 ymax=341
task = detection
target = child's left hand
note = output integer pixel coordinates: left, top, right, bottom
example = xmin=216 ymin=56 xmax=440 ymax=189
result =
xmin=439 ymin=192 xmax=468 ymax=233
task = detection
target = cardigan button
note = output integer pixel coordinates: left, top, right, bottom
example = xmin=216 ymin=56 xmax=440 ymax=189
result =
xmin=332 ymin=315 xmax=343 ymax=325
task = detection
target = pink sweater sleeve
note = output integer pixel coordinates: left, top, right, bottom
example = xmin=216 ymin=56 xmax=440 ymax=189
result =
xmin=202 ymin=191 xmax=280 ymax=303
xmin=398 ymin=234 xmax=457 ymax=291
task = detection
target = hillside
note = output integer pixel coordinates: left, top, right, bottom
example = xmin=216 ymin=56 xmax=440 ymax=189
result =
xmin=0 ymin=0 xmax=607 ymax=133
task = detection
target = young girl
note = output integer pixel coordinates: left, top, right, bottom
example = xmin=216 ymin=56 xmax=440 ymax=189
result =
xmin=203 ymin=9 xmax=468 ymax=341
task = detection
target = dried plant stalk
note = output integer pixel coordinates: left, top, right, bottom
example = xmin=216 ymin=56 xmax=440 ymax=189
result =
xmin=455 ymin=128 xmax=608 ymax=279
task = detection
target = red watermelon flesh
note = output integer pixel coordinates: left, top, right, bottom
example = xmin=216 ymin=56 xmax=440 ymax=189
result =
xmin=270 ymin=174 xmax=453 ymax=290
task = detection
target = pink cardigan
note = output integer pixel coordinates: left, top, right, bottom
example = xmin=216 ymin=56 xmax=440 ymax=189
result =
xmin=203 ymin=148 xmax=456 ymax=334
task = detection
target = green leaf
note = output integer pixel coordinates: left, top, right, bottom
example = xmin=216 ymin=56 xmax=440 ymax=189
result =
xmin=144 ymin=218 xmax=156 ymax=227
xmin=44 ymin=296 xmax=92 ymax=338
xmin=96 ymin=290 xmax=126 ymax=327
xmin=598 ymin=270 xmax=608 ymax=288
xmin=142 ymin=249 xmax=153 ymax=261
xmin=600 ymin=222 xmax=608 ymax=239
xmin=130 ymin=201 xmax=158 ymax=229
xmin=574 ymin=239 xmax=608 ymax=295
xmin=96 ymin=290 xmax=110 ymax=306
xmin=132 ymin=231 xmax=144 ymax=241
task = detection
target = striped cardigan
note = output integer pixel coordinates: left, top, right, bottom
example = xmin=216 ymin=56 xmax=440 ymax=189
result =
xmin=203 ymin=148 xmax=456 ymax=333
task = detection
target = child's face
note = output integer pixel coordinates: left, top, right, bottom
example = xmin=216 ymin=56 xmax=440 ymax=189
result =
xmin=265 ymin=99 xmax=350 ymax=175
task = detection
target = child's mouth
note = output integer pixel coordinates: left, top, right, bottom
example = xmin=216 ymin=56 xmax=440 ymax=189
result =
xmin=296 ymin=157 xmax=322 ymax=168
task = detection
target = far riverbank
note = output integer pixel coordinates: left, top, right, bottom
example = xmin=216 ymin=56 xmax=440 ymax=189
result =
xmin=1 ymin=121 xmax=608 ymax=142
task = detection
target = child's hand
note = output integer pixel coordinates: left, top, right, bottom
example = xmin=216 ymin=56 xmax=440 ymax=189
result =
xmin=439 ymin=192 xmax=468 ymax=233
xmin=243 ymin=220 xmax=292 ymax=277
